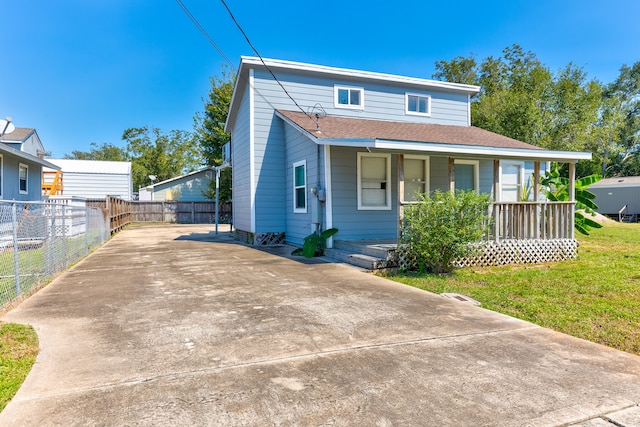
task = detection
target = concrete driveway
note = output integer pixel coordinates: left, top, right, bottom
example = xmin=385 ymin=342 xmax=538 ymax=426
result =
xmin=1 ymin=224 xmax=640 ymax=426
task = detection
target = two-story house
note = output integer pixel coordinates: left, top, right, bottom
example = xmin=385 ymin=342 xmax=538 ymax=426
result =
xmin=225 ymin=57 xmax=591 ymax=267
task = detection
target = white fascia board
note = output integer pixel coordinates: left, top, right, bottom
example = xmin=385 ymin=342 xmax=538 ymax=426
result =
xmin=239 ymin=56 xmax=481 ymax=96
xmin=315 ymin=138 xmax=376 ymax=148
xmin=374 ymin=140 xmax=592 ymax=162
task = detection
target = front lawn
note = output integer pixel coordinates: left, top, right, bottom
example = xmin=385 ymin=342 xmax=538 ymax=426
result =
xmin=388 ymin=222 xmax=640 ymax=355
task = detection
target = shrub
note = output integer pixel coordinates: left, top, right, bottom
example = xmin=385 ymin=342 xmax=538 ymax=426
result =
xmin=399 ymin=190 xmax=492 ymax=274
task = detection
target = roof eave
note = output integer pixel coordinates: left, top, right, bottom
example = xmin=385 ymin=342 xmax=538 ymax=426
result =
xmin=0 ymin=143 xmax=60 ymax=169
xmin=276 ymin=110 xmax=592 ymax=162
xmin=238 ymin=56 xmax=481 ymax=95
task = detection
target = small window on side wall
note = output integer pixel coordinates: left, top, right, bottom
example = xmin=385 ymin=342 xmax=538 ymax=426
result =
xmin=335 ymin=86 xmax=364 ymax=109
xmin=406 ymin=93 xmax=431 ymax=116
xmin=19 ymin=163 xmax=28 ymax=194
xmin=293 ymin=160 xmax=307 ymax=213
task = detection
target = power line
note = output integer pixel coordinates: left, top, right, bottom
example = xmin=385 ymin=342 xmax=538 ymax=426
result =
xmin=219 ymin=0 xmax=313 ymax=120
xmin=175 ymin=0 xmax=235 ymax=68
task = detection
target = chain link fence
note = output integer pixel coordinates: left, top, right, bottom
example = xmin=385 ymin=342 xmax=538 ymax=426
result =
xmin=0 ymin=200 xmax=110 ymax=310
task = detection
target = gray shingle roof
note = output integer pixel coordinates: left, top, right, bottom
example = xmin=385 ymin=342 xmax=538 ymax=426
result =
xmin=277 ymin=110 xmax=542 ymax=150
xmin=0 ymin=127 xmax=34 ymax=142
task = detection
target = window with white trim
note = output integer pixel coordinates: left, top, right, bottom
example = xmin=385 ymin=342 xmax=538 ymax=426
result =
xmin=334 ymin=86 xmax=364 ymax=109
xmin=293 ymin=160 xmax=307 ymax=213
xmin=403 ymin=155 xmax=429 ymax=202
xmin=454 ymin=159 xmax=479 ymax=191
xmin=19 ymin=163 xmax=28 ymax=194
xmin=405 ymin=93 xmax=431 ymax=116
xmin=358 ymin=153 xmax=391 ymax=210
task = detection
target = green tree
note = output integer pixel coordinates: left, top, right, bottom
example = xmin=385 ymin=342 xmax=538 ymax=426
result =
xmin=433 ymin=45 xmax=604 ymax=174
xmin=193 ymin=69 xmax=235 ymax=202
xmin=64 ymin=142 xmax=128 ymax=161
xmin=601 ymin=62 xmax=640 ymax=176
xmin=122 ymin=126 xmax=202 ymax=191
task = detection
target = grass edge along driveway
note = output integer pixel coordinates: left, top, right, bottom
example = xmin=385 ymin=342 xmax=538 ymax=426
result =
xmin=388 ymin=222 xmax=640 ymax=356
xmin=0 ymin=322 xmax=38 ymax=411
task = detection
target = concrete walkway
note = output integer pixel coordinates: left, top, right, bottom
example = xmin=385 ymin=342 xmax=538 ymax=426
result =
xmin=2 ymin=224 xmax=640 ymax=426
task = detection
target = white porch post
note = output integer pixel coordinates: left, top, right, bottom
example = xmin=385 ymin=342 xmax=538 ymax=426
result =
xmin=533 ymin=161 xmax=540 ymax=202
xmin=568 ymin=162 xmax=576 ymax=239
xmin=533 ymin=161 xmax=540 ymax=239
xmin=397 ymin=154 xmax=405 ymax=239
xmin=493 ymin=159 xmax=500 ymax=241
xmin=448 ymin=157 xmax=455 ymax=193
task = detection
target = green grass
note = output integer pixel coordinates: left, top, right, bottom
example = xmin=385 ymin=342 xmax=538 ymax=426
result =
xmin=388 ymin=222 xmax=640 ymax=355
xmin=0 ymin=322 xmax=39 ymax=411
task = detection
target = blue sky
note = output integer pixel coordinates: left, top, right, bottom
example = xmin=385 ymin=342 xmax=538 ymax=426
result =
xmin=2 ymin=0 xmax=639 ymax=158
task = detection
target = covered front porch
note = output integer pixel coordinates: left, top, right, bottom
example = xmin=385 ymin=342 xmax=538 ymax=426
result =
xmin=325 ymin=200 xmax=578 ymax=270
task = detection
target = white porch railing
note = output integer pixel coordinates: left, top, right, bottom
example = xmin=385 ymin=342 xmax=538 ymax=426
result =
xmin=487 ymin=201 xmax=575 ymax=241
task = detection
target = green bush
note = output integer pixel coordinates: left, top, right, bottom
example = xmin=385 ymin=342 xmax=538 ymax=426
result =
xmin=399 ymin=190 xmax=492 ymax=274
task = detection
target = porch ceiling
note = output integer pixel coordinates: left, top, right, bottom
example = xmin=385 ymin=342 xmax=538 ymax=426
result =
xmin=276 ymin=110 xmax=592 ymax=162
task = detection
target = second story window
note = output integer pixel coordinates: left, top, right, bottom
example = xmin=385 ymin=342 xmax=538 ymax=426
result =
xmin=335 ymin=86 xmax=364 ymax=109
xmin=406 ymin=93 xmax=431 ymax=116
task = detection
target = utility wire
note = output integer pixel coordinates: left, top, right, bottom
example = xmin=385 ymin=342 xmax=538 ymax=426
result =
xmin=220 ymin=0 xmax=313 ymax=120
xmin=175 ymin=0 xmax=235 ymax=68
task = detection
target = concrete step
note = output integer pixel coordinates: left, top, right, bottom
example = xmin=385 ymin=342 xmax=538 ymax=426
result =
xmin=333 ymin=240 xmax=396 ymax=259
xmin=324 ymin=248 xmax=392 ymax=271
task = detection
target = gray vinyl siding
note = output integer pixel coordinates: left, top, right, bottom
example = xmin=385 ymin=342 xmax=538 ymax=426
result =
xmin=429 ymin=156 xmax=450 ymax=192
xmin=153 ymin=172 xmax=212 ymax=202
xmin=330 ymin=146 xmax=398 ymax=240
xmin=478 ymin=160 xmax=493 ymax=195
xmin=1 ymin=155 xmax=43 ymax=201
xmin=231 ymin=89 xmax=252 ymax=232
xmin=253 ymin=111 xmax=286 ymax=232
xmin=590 ymin=184 xmax=640 ymax=215
xmin=254 ymin=69 xmax=470 ymax=127
xmin=283 ymin=125 xmax=320 ymax=245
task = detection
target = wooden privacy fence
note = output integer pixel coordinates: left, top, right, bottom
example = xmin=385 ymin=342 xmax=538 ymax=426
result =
xmin=131 ymin=201 xmax=232 ymax=224
xmin=92 ymin=197 xmax=232 ymax=234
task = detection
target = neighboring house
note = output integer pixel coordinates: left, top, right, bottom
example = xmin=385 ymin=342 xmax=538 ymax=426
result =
xmin=0 ymin=127 xmax=60 ymax=201
xmin=589 ymin=176 xmax=640 ymax=222
xmin=225 ymin=57 xmax=591 ymax=266
xmin=44 ymin=159 xmax=133 ymax=200
xmin=138 ymin=167 xmax=215 ymax=201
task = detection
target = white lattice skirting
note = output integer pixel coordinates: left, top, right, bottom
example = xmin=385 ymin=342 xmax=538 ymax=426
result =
xmin=398 ymin=238 xmax=579 ymax=270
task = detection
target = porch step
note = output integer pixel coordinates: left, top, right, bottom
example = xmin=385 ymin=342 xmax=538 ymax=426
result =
xmin=325 ymin=240 xmax=399 ymax=271
xmin=324 ymin=248 xmax=389 ymax=270
xmin=333 ymin=240 xmax=396 ymax=259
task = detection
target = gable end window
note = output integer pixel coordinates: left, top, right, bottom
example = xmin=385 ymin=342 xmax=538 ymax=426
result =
xmin=19 ymin=163 xmax=28 ymax=194
xmin=293 ymin=160 xmax=307 ymax=213
xmin=406 ymin=93 xmax=431 ymax=116
xmin=358 ymin=153 xmax=391 ymax=210
xmin=334 ymin=86 xmax=364 ymax=109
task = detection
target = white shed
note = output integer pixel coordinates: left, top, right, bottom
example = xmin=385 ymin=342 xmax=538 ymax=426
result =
xmin=45 ymin=159 xmax=133 ymax=200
